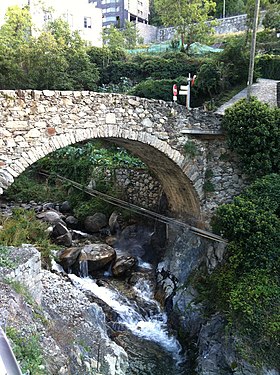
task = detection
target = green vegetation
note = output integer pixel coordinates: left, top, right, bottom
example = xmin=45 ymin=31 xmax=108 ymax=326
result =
xmin=222 ymin=98 xmax=280 ymax=179
xmin=6 ymin=326 xmax=46 ymax=375
xmin=4 ymin=279 xmax=35 ymax=306
xmin=154 ymin=0 xmax=216 ymax=49
xmin=4 ymin=141 xmax=146 ymax=221
xmin=183 ymin=140 xmax=198 ymax=158
xmin=0 ymin=6 xmax=98 ymax=90
xmin=200 ymin=174 xmax=280 ymax=367
xmin=0 ymin=209 xmax=57 ymax=267
xmin=0 ymin=4 xmax=278 ymax=107
xmin=0 ymin=246 xmax=16 ymax=269
xmin=196 ymin=99 xmax=280 ymax=368
xmin=36 ymin=141 xmax=145 ymax=183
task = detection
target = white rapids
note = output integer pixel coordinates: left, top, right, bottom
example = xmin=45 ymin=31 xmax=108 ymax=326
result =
xmin=69 ymin=273 xmax=184 ymax=363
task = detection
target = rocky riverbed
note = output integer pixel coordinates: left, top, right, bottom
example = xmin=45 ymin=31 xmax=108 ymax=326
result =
xmin=0 ymin=199 xmax=279 ymax=375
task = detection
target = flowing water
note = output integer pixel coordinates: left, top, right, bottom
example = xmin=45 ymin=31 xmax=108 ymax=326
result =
xmin=69 ymin=265 xmax=188 ymax=375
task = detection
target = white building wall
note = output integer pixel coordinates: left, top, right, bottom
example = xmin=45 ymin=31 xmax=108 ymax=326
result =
xmin=0 ymin=0 xmax=103 ymax=46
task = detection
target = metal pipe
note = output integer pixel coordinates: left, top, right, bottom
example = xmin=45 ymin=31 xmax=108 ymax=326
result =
xmin=0 ymin=327 xmax=22 ymax=375
xmin=247 ymin=0 xmax=260 ymax=99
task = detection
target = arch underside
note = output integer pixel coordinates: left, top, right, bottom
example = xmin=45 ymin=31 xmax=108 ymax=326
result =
xmin=106 ymin=138 xmax=201 ymax=221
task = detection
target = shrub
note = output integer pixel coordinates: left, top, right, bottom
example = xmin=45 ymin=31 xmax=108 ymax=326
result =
xmin=212 ymin=196 xmax=280 ymax=271
xmin=222 ymin=97 xmax=280 ymax=179
xmin=101 ymin=60 xmax=142 ymax=84
xmin=218 ymin=37 xmax=249 ymax=85
xmin=129 ymin=78 xmax=175 ymax=101
xmin=201 ymin=174 xmax=280 ymax=367
xmin=196 ymin=60 xmax=223 ymax=98
xmin=0 ymin=245 xmax=16 ymax=268
xmin=256 ymin=54 xmax=280 ymax=80
xmin=183 ymin=140 xmax=198 ymax=157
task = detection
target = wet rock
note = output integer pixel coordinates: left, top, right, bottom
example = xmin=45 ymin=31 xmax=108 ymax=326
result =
xmin=60 ymin=201 xmax=72 ymax=214
xmin=51 ymin=222 xmax=72 ymax=246
xmin=71 ymin=230 xmax=91 ymax=241
xmin=55 ymin=232 xmax=72 ymax=247
xmin=57 ymin=247 xmax=81 ymax=269
xmin=105 ymin=235 xmax=118 ymax=246
xmin=108 ymin=211 xmax=121 ymax=234
xmin=112 ymin=256 xmax=137 ymax=277
xmin=52 ymin=222 xmax=69 ymax=237
xmin=65 ymin=215 xmax=79 ymax=229
xmin=84 ymin=213 xmax=107 ymax=233
xmin=78 ymin=244 xmax=116 ymax=272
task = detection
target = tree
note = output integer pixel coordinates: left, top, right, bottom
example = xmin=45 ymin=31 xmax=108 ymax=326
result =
xmin=0 ymin=5 xmax=33 ymax=88
xmin=122 ymin=21 xmax=141 ymax=49
xmin=149 ymin=0 xmax=162 ymax=26
xmin=30 ymin=18 xmax=99 ymax=90
xmin=102 ymin=25 xmax=125 ymax=50
xmin=154 ymin=0 xmax=216 ymax=50
xmin=262 ymin=2 xmax=280 ymax=31
xmin=214 ymin=0 xmax=246 ymax=17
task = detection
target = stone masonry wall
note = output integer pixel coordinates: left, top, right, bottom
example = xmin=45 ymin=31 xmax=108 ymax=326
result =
xmin=114 ymin=168 xmax=162 ymax=210
xmin=139 ymin=13 xmax=266 ymax=44
xmin=0 ymin=89 xmax=247 ymax=223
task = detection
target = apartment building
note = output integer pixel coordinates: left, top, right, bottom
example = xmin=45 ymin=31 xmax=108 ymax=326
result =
xmin=89 ymin=0 xmax=149 ymax=28
xmin=0 ymin=0 xmax=103 ymax=46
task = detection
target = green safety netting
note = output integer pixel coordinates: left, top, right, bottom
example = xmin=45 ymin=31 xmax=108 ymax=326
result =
xmin=127 ymin=41 xmax=223 ymax=55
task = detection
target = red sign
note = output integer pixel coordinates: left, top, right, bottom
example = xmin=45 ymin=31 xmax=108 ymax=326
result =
xmin=173 ymin=84 xmax=178 ymax=96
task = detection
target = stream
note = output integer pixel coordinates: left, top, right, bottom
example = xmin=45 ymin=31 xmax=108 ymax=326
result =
xmin=69 ymin=260 xmax=188 ymax=375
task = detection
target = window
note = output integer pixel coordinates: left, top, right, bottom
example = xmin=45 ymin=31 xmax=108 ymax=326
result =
xmin=84 ymin=17 xmax=92 ymax=28
xmin=103 ymin=7 xmax=120 ymax=13
xmin=43 ymin=11 xmax=52 ymax=22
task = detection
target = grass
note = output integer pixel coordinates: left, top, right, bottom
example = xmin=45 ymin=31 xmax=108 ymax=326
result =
xmin=6 ymin=326 xmax=46 ymax=375
xmin=0 ymin=208 xmax=58 ymax=268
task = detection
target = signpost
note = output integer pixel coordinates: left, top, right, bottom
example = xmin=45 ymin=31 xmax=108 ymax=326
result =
xmin=178 ymin=73 xmax=196 ymax=110
xmin=173 ymin=84 xmax=178 ymax=102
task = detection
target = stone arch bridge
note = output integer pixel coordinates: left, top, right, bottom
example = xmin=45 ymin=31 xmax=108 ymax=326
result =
xmin=0 ymin=90 xmax=246 ymax=224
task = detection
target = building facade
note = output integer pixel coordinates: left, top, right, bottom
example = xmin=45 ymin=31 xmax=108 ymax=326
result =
xmin=0 ymin=0 xmax=103 ymax=46
xmin=89 ymin=0 xmax=149 ymax=28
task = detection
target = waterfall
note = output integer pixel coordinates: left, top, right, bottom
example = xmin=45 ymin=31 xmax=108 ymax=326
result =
xmin=69 ymin=274 xmax=185 ymax=366
xmin=79 ymin=260 xmax=88 ymax=278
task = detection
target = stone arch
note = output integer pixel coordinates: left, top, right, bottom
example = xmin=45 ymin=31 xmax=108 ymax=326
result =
xmin=1 ymin=126 xmax=201 ymax=221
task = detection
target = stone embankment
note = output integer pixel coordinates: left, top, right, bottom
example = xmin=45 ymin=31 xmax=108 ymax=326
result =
xmin=0 ymin=245 xmax=129 ymax=375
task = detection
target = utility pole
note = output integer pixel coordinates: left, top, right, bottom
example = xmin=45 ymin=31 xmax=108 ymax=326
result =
xmin=223 ymin=0 xmax=226 ymax=18
xmin=247 ymin=0 xmax=260 ymax=99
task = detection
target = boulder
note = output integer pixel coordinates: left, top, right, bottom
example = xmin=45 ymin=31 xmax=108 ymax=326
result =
xmin=78 ymin=243 xmax=116 ymax=272
xmin=57 ymin=247 xmax=81 ymax=269
xmin=36 ymin=210 xmax=62 ymax=224
xmin=112 ymin=256 xmax=137 ymax=277
xmin=51 ymin=222 xmax=72 ymax=247
xmin=55 ymin=232 xmax=72 ymax=247
xmin=52 ymin=222 xmax=69 ymax=237
xmin=84 ymin=213 xmax=107 ymax=233
xmin=65 ymin=215 xmax=79 ymax=229
xmin=60 ymin=201 xmax=72 ymax=214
